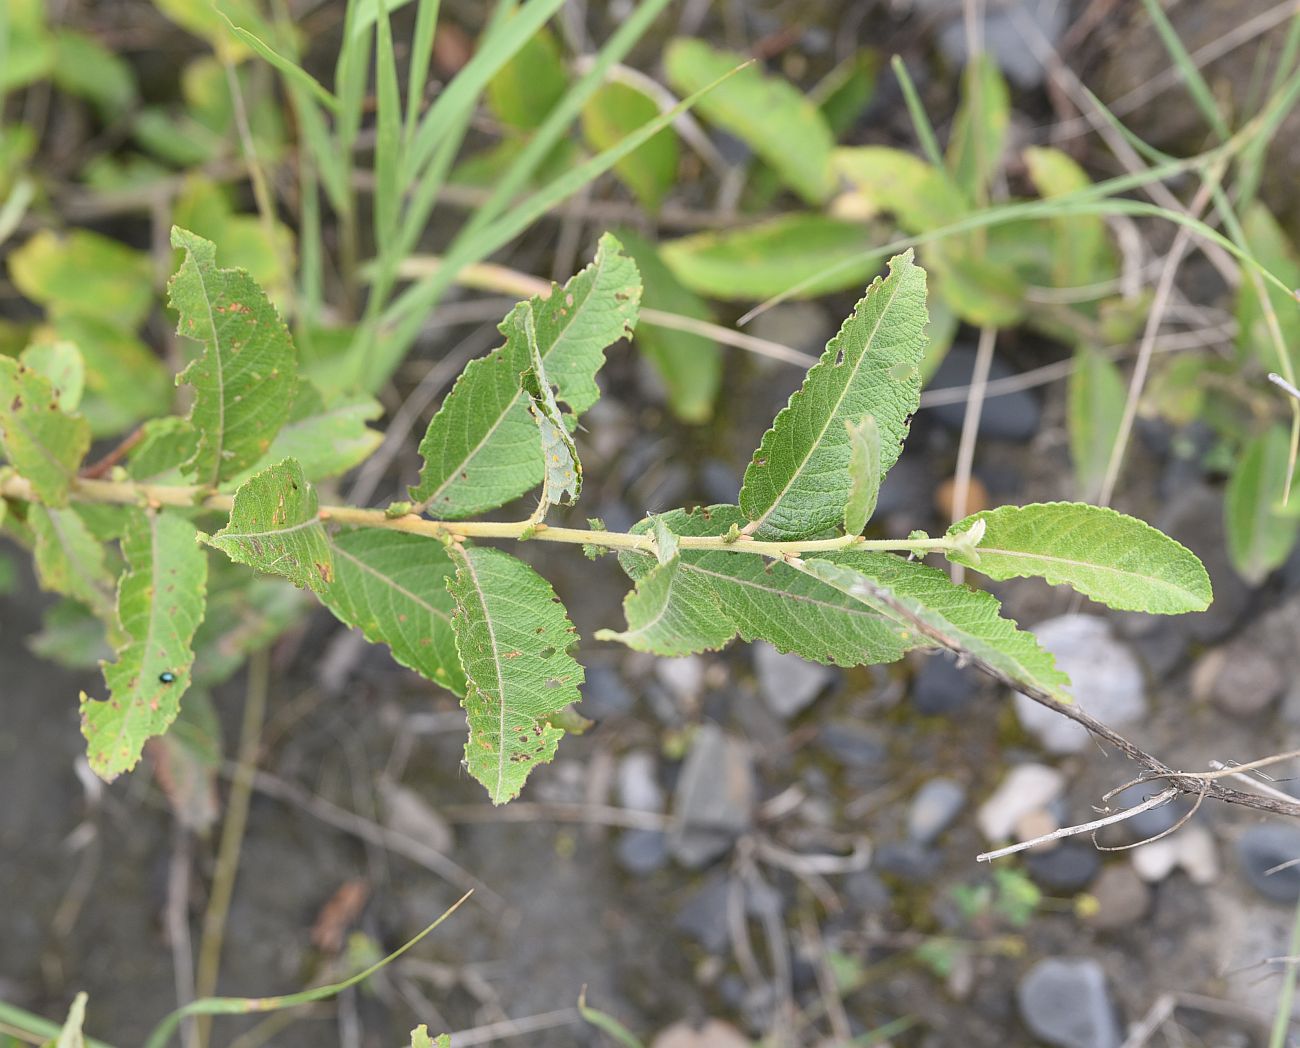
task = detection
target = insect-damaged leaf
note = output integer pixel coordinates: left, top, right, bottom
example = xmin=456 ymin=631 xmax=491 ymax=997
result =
xmin=170 ymin=226 xmax=298 ymax=486
xmin=519 ymin=303 xmax=582 ymax=511
xmin=205 ymin=458 xmax=335 ymax=594
xmin=739 ymin=250 xmax=928 ymax=540
xmin=0 ymin=356 xmax=91 ymax=507
xmin=843 ymin=416 xmax=881 ymax=535
xmin=409 ymin=234 xmax=639 ymax=519
xmin=319 ymin=530 xmax=466 ymax=696
xmin=448 ymin=545 xmax=583 ymax=804
xmin=80 ymin=509 xmax=208 ymax=781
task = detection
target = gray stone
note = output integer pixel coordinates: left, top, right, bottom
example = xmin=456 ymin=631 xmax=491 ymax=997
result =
xmin=928 ymin=344 xmax=1041 ymax=440
xmin=1238 ymin=825 xmax=1300 ymax=903
xmin=753 ymin=642 xmax=834 ymax=719
xmin=1017 ymin=958 xmax=1122 ymax=1048
xmin=977 ymin=764 xmax=1066 ymax=842
xmin=1014 ymin=615 xmax=1145 ymax=754
xmin=874 ymin=841 xmax=941 ymax=881
xmin=655 ymin=655 xmax=706 ymax=705
xmin=580 ymin=665 xmax=636 ymax=719
xmin=618 ymin=751 xmax=665 ymax=813
xmin=907 ymin=778 xmax=968 ymax=844
xmin=932 ymin=0 xmax=1068 ymax=88
xmin=1086 ymin=865 xmax=1150 ymax=931
xmin=669 ymin=724 xmax=755 ymax=868
xmin=1208 ymin=641 xmax=1286 ymax=717
xmin=911 ymin=652 xmax=979 ymax=715
xmin=1025 ymin=842 xmax=1102 ymax=893
xmin=617 ymin=830 xmax=669 ymax=875
xmin=673 ymin=874 xmax=732 ymax=952
xmin=817 ymin=721 xmax=888 ymax=768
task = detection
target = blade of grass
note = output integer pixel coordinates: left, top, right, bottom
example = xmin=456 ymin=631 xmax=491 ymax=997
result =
xmin=403 ymin=0 xmax=442 ymax=152
xmin=373 ymin=0 xmax=402 ymax=244
xmin=143 ymin=892 xmax=473 ymax=1048
xmin=1238 ymin=11 xmax=1300 ymax=210
xmin=372 ymin=61 xmax=752 ymax=387
xmin=224 ymin=20 xmax=339 ymax=112
xmin=1270 ymin=891 xmax=1300 ymax=1048
xmin=577 ymin=988 xmax=644 ymax=1048
xmin=1139 ymin=0 xmax=1231 ymax=141
xmin=890 ymin=55 xmax=945 ymax=170
xmin=0 ymin=1000 xmax=118 ymax=1048
xmin=454 ymin=0 xmax=675 ymax=244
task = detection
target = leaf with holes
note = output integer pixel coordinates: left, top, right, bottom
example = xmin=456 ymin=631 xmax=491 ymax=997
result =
xmin=320 ymin=530 xmax=466 ymax=695
xmin=205 ymin=458 xmax=334 ymax=594
xmin=170 ymin=226 xmax=298 ymax=486
xmin=946 ymin=502 xmax=1212 ymax=614
xmin=800 ymin=554 xmax=1072 ymax=700
xmin=409 ymin=234 xmax=639 ymax=518
xmin=739 ymin=251 xmax=928 ymax=540
xmin=0 ymin=356 xmax=90 ymax=507
xmin=80 ymin=509 xmax=208 ymax=780
xmin=448 ymin=545 xmax=583 ymax=804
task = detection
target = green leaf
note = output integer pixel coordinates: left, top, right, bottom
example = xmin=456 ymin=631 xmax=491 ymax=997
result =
xmin=225 ymin=21 xmax=338 ymax=112
xmin=8 ymin=229 xmax=153 ymax=329
xmin=28 ymin=507 xmax=116 ymax=625
xmin=409 ymin=234 xmax=639 ymax=518
xmin=1024 ymin=146 xmax=1117 ymax=288
xmin=596 ymin=516 xmax=731 ymax=655
xmin=485 ymin=23 xmax=568 ymax=131
xmin=205 ymin=459 xmax=335 ymax=594
xmin=520 ymin=305 xmax=582 ymax=510
xmin=1225 ymin=426 xmax=1300 ymax=584
xmin=0 ymin=356 xmax=91 ymax=507
xmin=581 ymin=80 xmax=678 ymax=211
xmin=800 ymin=554 xmax=1072 ymax=700
xmin=51 ymin=29 xmax=137 ymax=118
xmin=409 ymin=1027 xmax=450 ymax=1048
xmin=843 ymin=416 xmax=881 ymax=535
xmin=128 ymin=418 xmax=197 ymax=485
xmin=661 ymin=215 xmax=883 ymax=301
xmin=48 ymin=313 xmax=172 ymax=437
xmin=615 ymin=228 xmax=721 ymax=423
xmin=664 ymin=38 xmax=834 ymax=204
xmin=21 ymin=340 xmax=84 ymax=411
xmin=834 ymin=146 xmax=968 ymax=231
xmin=739 ymin=250 xmax=929 ymax=540
xmin=80 ymin=510 xmax=208 ymax=781
xmin=51 ymin=991 xmax=88 ymax=1048
xmin=946 ymin=502 xmax=1213 ymax=614
xmin=172 ymin=176 xmax=296 ymax=299
xmin=945 ymin=55 xmax=1009 ymax=199
xmin=319 ymin=530 xmax=466 ymax=695
xmin=617 ymin=506 xmax=912 ymax=666
xmin=1235 ymin=203 xmax=1300 ymax=378
xmin=247 ymin=383 xmax=382 ymax=484
xmin=1067 ymin=347 xmax=1125 ymax=500
xmin=169 ymin=226 xmax=298 ymax=486
xmin=448 ymin=545 xmax=584 ymax=804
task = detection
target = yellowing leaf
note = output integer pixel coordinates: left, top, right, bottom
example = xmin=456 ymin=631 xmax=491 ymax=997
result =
xmin=0 ymin=356 xmax=90 ymax=507
xmin=9 ymin=229 xmax=153 ymax=329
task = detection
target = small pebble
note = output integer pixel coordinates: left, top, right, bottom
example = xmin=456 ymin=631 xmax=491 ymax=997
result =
xmin=912 ymin=652 xmax=979 ymax=715
xmin=978 ymin=764 xmax=1066 ymax=842
xmin=1017 ymin=958 xmax=1122 ymax=1048
xmin=752 ymin=642 xmax=833 ymax=720
xmin=1025 ymin=841 xmax=1101 ymax=893
xmin=907 ymin=777 xmax=968 ymax=844
xmin=1237 ymin=825 xmax=1300 ymax=903
xmin=1086 ymin=865 xmax=1150 ymax=931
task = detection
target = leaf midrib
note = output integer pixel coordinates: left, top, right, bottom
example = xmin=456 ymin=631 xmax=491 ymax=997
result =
xmin=192 ymin=255 xmax=226 ymax=488
xmin=748 ymin=273 xmax=904 ymax=533
xmin=332 ymin=542 xmax=452 ymax=624
xmin=974 ymin=545 xmax=1202 ymax=603
xmin=458 ymin=550 xmax=510 ymax=802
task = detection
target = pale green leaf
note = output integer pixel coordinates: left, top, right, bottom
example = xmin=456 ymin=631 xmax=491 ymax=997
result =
xmin=800 ymin=554 xmax=1072 ymax=700
xmin=52 ymin=29 xmax=138 ymax=117
xmin=664 ymin=38 xmax=834 ymax=204
xmin=151 ymin=0 xmax=275 ymax=59
xmin=946 ymin=502 xmax=1213 ymax=614
xmin=249 ymin=383 xmax=382 ymax=484
xmin=47 ymin=313 xmax=172 ymax=437
xmin=28 ymin=506 xmax=116 ymax=624
xmin=8 ymin=228 xmax=153 ymax=329
xmin=618 ymin=506 xmax=912 ymax=666
xmin=205 ymin=459 xmax=335 ymax=594
xmin=1024 ymin=146 xmax=1117 ymax=289
xmin=834 ymin=146 xmax=967 ymax=231
xmin=485 ymin=23 xmax=568 ymax=131
xmin=0 ymin=356 xmax=91 ymax=507
xmin=581 ymin=80 xmax=678 ymax=211
xmin=661 ymin=215 xmax=884 ymax=301
xmin=448 ymin=545 xmax=583 ymax=804
xmin=946 ymin=55 xmax=1009 ymax=199
xmin=844 ymin=416 xmax=881 ymax=535
xmin=518 ymin=304 xmax=582 ymax=510
xmin=319 ymin=530 xmax=466 ymax=696
xmin=52 ymin=992 xmax=88 ymax=1048
xmin=409 ymin=234 xmax=639 ymax=518
xmin=409 ymin=1027 xmax=450 ymax=1048
xmin=615 ymin=228 xmax=721 ymax=423
xmin=170 ymin=226 xmax=298 ymax=486
xmin=81 ymin=509 xmax=208 ymax=781
xmin=1225 ymin=426 xmax=1300 ymax=584
xmin=172 ymin=176 xmax=296 ymax=299
xmin=739 ymin=251 xmax=929 ymax=539
xmin=1067 ymin=346 xmax=1125 ymax=500
xmin=128 ymin=417 xmax=197 ymax=485
xmin=21 ymin=340 xmax=84 ymax=411
xmin=1235 ymin=203 xmax=1300 ymax=378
